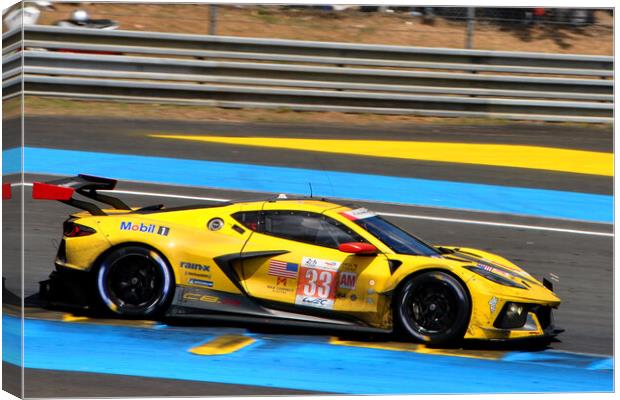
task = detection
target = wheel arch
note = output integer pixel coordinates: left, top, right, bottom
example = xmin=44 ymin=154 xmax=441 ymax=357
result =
xmin=391 ymin=267 xmax=472 ymax=306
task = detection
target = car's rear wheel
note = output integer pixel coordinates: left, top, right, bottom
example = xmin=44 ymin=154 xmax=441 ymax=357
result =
xmin=396 ymin=271 xmax=470 ymax=345
xmin=95 ymin=246 xmax=174 ymax=317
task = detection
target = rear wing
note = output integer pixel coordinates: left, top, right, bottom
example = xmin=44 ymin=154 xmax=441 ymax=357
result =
xmin=32 ymin=174 xmax=131 ymax=216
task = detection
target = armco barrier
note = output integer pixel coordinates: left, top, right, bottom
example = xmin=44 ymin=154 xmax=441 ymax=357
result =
xmin=1 ymin=26 xmax=613 ymax=123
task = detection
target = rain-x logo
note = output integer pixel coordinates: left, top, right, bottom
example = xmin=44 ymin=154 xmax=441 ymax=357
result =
xmin=120 ymin=221 xmax=170 ymax=236
xmin=180 ymin=262 xmax=210 ymax=272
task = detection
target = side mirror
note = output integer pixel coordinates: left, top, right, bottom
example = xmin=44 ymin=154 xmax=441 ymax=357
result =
xmin=338 ymin=242 xmax=377 ymax=255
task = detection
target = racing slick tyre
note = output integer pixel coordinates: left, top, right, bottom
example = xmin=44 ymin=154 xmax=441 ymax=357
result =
xmin=396 ymin=271 xmax=471 ymax=345
xmin=95 ymin=246 xmax=174 ymax=317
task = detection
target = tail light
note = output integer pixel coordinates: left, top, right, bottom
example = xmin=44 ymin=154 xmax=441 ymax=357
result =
xmin=63 ymin=220 xmax=96 ymax=237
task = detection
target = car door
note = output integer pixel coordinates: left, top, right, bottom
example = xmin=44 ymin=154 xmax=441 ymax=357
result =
xmin=237 ymin=209 xmax=391 ymax=314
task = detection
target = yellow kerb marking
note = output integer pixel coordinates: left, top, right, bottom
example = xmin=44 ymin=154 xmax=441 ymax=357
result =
xmin=150 ymin=135 xmax=613 ymax=177
xmin=189 ymin=335 xmax=255 ymax=356
xmin=61 ymin=313 xmax=89 ymax=322
xmin=329 ymin=337 xmax=502 ymax=360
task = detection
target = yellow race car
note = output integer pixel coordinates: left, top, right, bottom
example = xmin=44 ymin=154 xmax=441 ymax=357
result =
xmin=34 ymin=174 xmax=561 ymax=344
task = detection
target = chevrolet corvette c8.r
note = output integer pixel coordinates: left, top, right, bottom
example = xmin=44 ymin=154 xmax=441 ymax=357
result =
xmin=33 ymin=174 xmax=562 ymax=344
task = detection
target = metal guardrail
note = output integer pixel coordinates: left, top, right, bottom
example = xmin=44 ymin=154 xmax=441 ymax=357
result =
xmin=2 ymin=25 xmax=614 ymax=123
xmin=4 ymin=25 xmax=613 ymax=70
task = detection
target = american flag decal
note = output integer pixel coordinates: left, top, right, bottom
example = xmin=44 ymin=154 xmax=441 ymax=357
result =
xmin=268 ymin=260 xmax=298 ymax=279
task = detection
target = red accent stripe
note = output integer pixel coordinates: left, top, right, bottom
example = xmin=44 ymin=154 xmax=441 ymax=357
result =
xmin=339 ymin=212 xmax=357 ymax=221
xmin=32 ymin=182 xmax=74 ymax=201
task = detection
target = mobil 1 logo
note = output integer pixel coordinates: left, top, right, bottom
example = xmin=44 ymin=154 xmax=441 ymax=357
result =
xmin=120 ymin=221 xmax=170 ymax=236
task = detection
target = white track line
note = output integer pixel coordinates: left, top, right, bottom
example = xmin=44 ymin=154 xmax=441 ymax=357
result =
xmin=22 ymin=183 xmax=613 ymax=237
xmin=379 ymin=212 xmax=613 ymax=237
xmin=110 ymin=188 xmax=231 ymax=203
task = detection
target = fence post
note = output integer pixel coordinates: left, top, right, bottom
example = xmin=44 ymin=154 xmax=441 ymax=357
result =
xmin=209 ymin=4 xmax=217 ymax=35
xmin=465 ymin=7 xmax=475 ymax=49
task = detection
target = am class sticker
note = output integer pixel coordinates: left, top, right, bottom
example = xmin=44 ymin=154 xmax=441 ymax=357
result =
xmin=338 ymin=272 xmax=357 ymax=290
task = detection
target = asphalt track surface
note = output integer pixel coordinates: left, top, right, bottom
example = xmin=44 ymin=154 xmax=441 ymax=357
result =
xmin=2 ymin=116 xmax=613 ymax=396
xmin=18 ymin=117 xmax=612 ymax=194
xmin=4 ymin=363 xmax=317 ymax=398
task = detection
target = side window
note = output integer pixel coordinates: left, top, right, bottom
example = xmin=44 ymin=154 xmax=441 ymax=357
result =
xmin=315 ymin=217 xmax=363 ymax=248
xmin=262 ymin=211 xmax=364 ymax=249
xmin=231 ymin=211 xmax=260 ymax=231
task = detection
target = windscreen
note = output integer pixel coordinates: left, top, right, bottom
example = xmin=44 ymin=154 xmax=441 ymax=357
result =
xmin=342 ymin=208 xmax=441 ymax=256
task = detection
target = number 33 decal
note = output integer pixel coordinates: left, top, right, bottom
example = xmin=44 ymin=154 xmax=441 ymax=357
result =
xmin=296 ymin=257 xmax=340 ymax=309
xmin=303 ymin=269 xmax=333 ymax=298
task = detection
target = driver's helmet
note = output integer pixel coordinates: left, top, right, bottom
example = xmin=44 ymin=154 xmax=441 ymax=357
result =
xmin=71 ymin=9 xmax=90 ymax=22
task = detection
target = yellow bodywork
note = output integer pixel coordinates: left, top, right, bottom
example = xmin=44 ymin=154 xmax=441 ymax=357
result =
xmin=58 ymin=198 xmax=560 ymax=340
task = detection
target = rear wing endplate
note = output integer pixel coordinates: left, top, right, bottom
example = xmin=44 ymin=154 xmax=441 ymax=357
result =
xmin=32 ymin=174 xmax=131 ymax=215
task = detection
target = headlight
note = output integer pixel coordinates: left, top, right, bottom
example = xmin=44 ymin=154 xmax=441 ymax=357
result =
xmin=494 ymin=302 xmax=530 ymax=329
xmin=464 ymin=265 xmax=527 ymax=289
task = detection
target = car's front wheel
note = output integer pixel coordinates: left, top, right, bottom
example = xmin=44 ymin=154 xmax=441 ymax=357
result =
xmin=396 ymin=270 xmax=470 ymax=345
xmin=95 ymin=246 xmax=174 ymax=317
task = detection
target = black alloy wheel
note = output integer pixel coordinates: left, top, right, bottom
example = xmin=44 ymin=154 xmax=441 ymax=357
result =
xmin=96 ymin=246 xmax=174 ymax=317
xmin=396 ymin=271 xmax=470 ymax=345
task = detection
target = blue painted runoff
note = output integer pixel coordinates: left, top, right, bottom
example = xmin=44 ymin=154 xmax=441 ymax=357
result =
xmin=7 ymin=147 xmax=614 ymax=223
xmin=3 ymin=315 xmax=613 ymax=394
xmin=2 ymin=146 xmax=21 ymax=175
xmin=2 ymin=313 xmax=21 ymax=366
